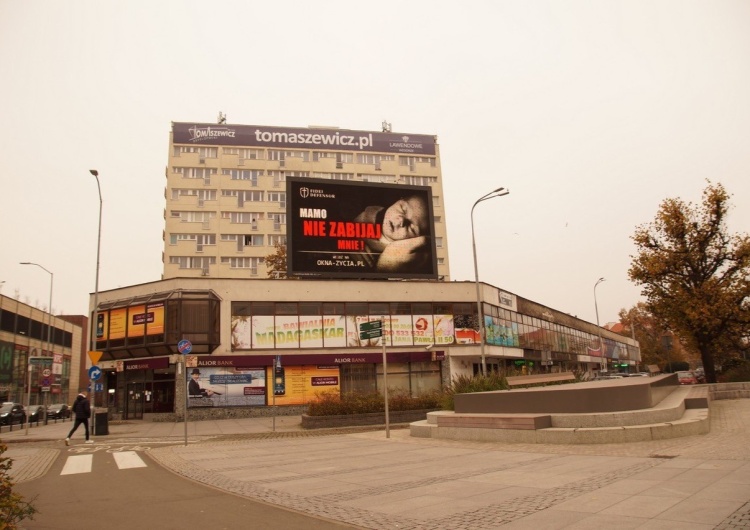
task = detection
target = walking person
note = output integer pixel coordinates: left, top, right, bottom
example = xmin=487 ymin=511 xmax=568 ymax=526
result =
xmin=65 ymin=390 xmax=93 ymax=445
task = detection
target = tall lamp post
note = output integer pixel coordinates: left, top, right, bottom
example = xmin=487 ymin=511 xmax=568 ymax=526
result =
xmin=594 ymin=277 xmax=606 ymax=372
xmin=19 ymin=262 xmax=53 ymax=435
xmin=471 ymin=186 xmax=510 ymax=376
xmin=89 ymin=169 xmax=103 ymax=438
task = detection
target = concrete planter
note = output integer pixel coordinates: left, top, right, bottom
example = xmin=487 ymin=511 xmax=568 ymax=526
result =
xmin=302 ymin=409 xmax=436 ymax=429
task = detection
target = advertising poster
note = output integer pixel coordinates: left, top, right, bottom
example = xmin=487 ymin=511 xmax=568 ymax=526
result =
xmin=173 ymin=123 xmax=436 ymax=155
xmin=486 ymin=317 xmax=519 ymax=347
xmin=432 ymin=314 xmax=455 ymax=345
xmin=287 ymin=178 xmax=438 ymax=280
xmin=266 ymin=364 xmax=340 ymax=406
xmin=108 ymin=308 xmax=128 ymax=340
xmin=187 ymin=365 xmax=266 ymax=407
xmin=0 ymin=341 xmax=12 ymax=385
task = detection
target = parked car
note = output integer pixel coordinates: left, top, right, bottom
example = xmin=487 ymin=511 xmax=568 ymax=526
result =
xmin=47 ymin=403 xmax=71 ymax=419
xmin=23 ymin=405 xmax=45 ymax=422
xmin=0 ymin=403 xmax=26 ymax=425
xmin=676 ymin=371 xmax=698 ymax=385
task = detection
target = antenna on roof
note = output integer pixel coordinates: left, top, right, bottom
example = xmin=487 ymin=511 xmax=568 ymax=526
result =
xmin=217 ymin=112 xmax=227 ymax=124
xmin=382 ymin=120 xmax=391 ymax=133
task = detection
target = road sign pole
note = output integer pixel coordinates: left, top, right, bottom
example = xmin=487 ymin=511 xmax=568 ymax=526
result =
xmin=25 ymin=362 xmax=32 ymax=436
xmin=381 ymin=317 xmax=389 ymax=439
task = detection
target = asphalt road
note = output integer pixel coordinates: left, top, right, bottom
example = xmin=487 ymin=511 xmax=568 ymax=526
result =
xmin=15 ymin=442 xmax=358 ymax=530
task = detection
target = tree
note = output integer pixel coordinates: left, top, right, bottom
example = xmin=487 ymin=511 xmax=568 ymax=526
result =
xmin=629 ymin=182 xmax=750 ymax=383
xmin=0 ymin=442 xmax=37 ymax=528
xmin=618 ymin=304 xmax=693 ymax=370
xmin=264 ymin=243 xmax=288 ymax=279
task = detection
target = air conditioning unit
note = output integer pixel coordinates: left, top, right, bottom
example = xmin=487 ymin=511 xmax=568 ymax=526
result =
xmin=198 ymin=198 xmax=204 ymax=207
xmin=201 ymin=268 xmax=209 ymax=276
xmin=336 ymin=162 xmax=343 ymax=169
xmin=279 ymin=159 xmax=286 ymax=167
xmin=199 ymin=158 xmax=205 ymax=164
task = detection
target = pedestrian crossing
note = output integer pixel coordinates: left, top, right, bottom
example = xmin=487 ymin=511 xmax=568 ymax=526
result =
xmin=60 ymin=451 xmax=147 ymax=475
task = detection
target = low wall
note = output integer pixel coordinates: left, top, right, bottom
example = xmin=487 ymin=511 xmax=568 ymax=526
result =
xmin=302 ymin=409 xmax=434 ymax=429
xmin=454 ymin=374 xmax=679 ymax=414
xmin=144 ymin=405 xmax=308 ymax=423
xmin=710 ymin=382 xmax=750 ymax=400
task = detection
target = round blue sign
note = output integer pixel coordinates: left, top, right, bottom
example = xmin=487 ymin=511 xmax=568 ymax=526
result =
xmin=88 ymin=365 xmax=102 ymax=381
xmin=178 ymin=339 xmax=193 ymax=354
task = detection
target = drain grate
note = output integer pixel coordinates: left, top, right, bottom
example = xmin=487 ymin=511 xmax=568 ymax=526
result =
xmin=649 ymin=454 xmax=677 ymax=459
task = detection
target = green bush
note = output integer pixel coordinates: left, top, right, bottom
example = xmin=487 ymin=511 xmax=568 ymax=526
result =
xmin=306 ymin=389 xmax=442 ymax=416
xmin=440 ymin=372 xmax=509 ymax=410
xmin=0 ymin=442 xmax=37 ymax=529
xmin=719 ymin=361 xmax=750 ymax=383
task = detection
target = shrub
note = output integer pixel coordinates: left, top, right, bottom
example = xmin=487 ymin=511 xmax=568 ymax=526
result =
xmin=718 ymin=361 xmax=750 ymax=383
xmin=440 ymin=372 xmax=508 ymax=410
xmin=306 ymin=390 xmax=441 ymax=416
xmin=0 ymin=442 xmax=37 ymax=529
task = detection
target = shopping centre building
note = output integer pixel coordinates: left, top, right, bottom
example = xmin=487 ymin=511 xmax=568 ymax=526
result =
xmin=89 ymin=121 xmax=639 ymax=420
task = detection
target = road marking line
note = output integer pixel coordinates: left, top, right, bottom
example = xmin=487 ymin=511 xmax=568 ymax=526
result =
xmin=61 ymin=455 xmax=93 ymax=475
xmin=113 ymin=451 xmax=147 ymax=469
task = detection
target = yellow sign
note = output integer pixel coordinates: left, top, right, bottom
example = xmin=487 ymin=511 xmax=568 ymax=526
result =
xmin=88 ymin=351 xmax=103 ymax=365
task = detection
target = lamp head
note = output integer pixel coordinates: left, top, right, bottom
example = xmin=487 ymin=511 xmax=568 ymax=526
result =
xmin=89 ymin=169 xmax=98 ymax=177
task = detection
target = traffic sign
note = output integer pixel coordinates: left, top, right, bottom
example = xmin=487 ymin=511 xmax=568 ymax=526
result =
xmin=88 ymin=351 xmax=103 ymax=365
xmin=359 ymin=320 xmax=382 ymax=332
xmin=360 ymin=329 xmax=383 ymax=340
xmin=29 ymin=356 xmax=52 ymax=365
xmin=89 ymin=365 xmax=102 ymax=381
xmin=178 ymin=339 xmax=193 ymax=354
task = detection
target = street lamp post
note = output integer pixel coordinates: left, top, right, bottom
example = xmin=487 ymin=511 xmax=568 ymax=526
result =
xmin=471 ymin=187 xmax=510 ymax=376
xmin=89 ymin=169 xmax=103 ymax=439
xmin=594 ymin=277 xmax=606 ymax=372
xmin=19 ymin=262 xmax=53 ymax=435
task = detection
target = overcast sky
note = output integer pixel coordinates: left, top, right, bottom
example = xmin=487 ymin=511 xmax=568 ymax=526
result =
xmin=2 ymin=1 xmax=749 ymax=328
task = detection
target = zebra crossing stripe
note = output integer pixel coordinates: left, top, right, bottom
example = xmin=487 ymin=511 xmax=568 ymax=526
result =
xmin=61 ymin=455 xmax=93 ymax=475
xmin=112 ymin=451 xmax=147 ymax=469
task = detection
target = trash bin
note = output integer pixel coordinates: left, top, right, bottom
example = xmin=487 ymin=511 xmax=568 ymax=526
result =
xmin=94 ymin=411 xmax=109 ymax=436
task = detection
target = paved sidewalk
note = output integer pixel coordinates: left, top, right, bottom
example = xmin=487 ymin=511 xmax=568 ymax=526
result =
xmin=5 ymin=401 xmax=750 ymax=529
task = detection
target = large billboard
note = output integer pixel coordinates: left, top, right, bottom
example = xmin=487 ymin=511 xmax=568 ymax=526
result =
xmin=172 ymin=123 xmax=436 ymax=155
xmin=286 ymin=178 xmax=438 ymax=280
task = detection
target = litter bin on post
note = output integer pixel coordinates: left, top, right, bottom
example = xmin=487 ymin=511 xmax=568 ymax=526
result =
xmin=94 ymin=409 xmax=109 ymax=436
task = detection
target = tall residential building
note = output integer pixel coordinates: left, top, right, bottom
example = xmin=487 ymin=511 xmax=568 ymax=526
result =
xmin=163 ymin=122 xmax=450 ymax=280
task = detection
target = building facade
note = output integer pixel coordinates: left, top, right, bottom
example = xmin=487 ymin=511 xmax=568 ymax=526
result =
xmin=90 ymin=277 xmax=638 ymax=420
xmin=164 ymin=122 xmax=451 ymax=281
xmin=0 ymin=294 xmax=84 ymax=407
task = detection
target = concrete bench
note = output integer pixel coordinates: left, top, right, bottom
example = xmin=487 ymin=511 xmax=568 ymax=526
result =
xmin=506 ymin=372 xmax=576 ymax=388
xmin=436 ymin=413 xmax=552 ymax=430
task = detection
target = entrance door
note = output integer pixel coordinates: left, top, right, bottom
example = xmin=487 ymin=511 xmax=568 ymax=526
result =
xmin=126 ymin=382 xmax=144 ymax=420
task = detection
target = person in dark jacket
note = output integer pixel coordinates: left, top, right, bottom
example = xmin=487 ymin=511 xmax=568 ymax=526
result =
xmin=65 ymin=391 xmax=92 ymax=445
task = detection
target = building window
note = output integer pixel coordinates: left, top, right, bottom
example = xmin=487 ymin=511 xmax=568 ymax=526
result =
xmin=221 ymin=257 xmax=263 ymax=274
xmin=268 ymin=235 xmax=287 ymax=246
xmin=221 ymin=212 xmax=263 ymax=224
xmin=267 ymin=192 xmax=286 ymax=208
xmin=222 ymin=169 xmax=261 ymax=185
xmin=401 ymin=175 xmax=437 ymax=186
xmin=173 ymin=167 xmax=217 ymax=179
xmin=169 ymin=256 xmax=216 ymax=269
xmin=173 ymin=146 xmax=218 ymax=158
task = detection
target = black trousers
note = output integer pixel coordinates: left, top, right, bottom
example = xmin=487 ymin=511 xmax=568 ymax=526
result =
xmin=67 ymin=417 xmax=90 ymax=440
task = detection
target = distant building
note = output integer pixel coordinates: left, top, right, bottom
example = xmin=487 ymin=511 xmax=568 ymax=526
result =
xmin=0 ymin=294 xmax=84 ymax=406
